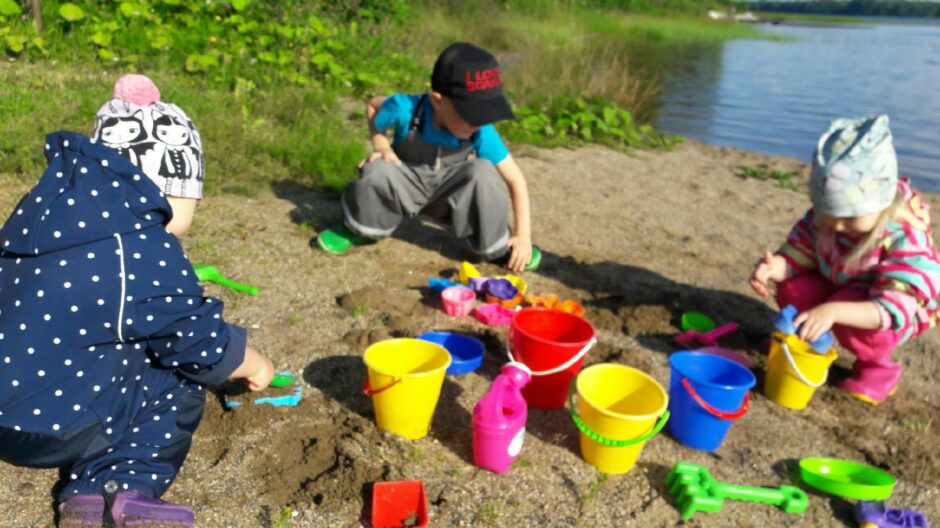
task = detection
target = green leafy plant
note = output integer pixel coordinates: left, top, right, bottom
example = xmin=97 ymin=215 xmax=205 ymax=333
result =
xmin=0 ymin=0 xmax=22 ymax=16
xmin=584 ymin=472 xmax=609 ymax=502
xmin=901 ymin=417 xmax=933 ymax=433
xmin=502 ymin=95 xmax=682 ymax=150
xmin=0 ymin=1 xmax=421 ymax=92
xmin=404 ymin=443 xmax=422 ymax=462
xmin=58 ymin=3 xmax=85 ymax=22
xmin=478 ymin=501 xmax=500 ymax=525
xmin=736 ymin=165 xmax=799 ymax=191
xmin=271 ymin=506 xmax=294 ymax=528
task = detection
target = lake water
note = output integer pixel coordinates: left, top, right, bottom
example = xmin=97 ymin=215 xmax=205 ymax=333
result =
xmin=645 ymin=21 xmax=940 ymax=191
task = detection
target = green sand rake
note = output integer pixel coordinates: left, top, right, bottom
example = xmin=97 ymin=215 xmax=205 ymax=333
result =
xmin=665 ymin=461 xmax=808 ymax=520
xmin=192 ymin=263 xmax=259 ymax=296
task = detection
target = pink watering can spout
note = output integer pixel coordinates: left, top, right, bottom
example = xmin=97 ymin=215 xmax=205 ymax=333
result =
xmin=472 ymin=362 xmax=531 ymax=473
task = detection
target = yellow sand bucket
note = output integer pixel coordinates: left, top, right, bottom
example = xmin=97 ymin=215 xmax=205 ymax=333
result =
xmin=363 ymin=339 xmax=451 ymax=440
xmin=569 ymin=364 xmax=670 ymax=474
xmin=764 ymin=332 xmax=838 ymax=410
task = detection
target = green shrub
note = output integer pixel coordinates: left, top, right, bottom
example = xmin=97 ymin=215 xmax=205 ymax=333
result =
xmin=1 ymin=0 xmax=421 ymax=93
xmin=502 ymin=95 xmax=682 ymax=149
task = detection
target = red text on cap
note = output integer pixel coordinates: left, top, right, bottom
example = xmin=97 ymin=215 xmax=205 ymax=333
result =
xmin=465 ymin=68 xmax=501 ymax=92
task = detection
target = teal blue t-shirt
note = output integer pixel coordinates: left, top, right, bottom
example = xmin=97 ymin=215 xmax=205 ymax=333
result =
xmin=373 ymin=94 xmax=510 ymax=165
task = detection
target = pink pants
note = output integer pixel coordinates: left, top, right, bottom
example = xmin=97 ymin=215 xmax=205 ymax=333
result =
xmin=775 ymin=274 xmax=899 ymax=364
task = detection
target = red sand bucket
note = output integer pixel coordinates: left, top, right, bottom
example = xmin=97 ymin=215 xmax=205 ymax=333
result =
xmin=371 ymin=480 xmax=428 ymax=528
xmin=507 ymin=308 xmax=597 ymax=409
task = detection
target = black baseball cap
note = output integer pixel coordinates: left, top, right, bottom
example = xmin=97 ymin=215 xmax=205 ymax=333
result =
xmin=431 ymin=42 xmax=515 ymax=127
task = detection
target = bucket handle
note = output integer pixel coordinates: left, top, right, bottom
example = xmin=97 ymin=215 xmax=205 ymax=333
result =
xmin=681 ymin=377 xmax=750 ymax=420
xmin=567 ymin=380 xmax=670 ymax=447
xmin=362 ymin=378 xmax=402 ymax=396
xmin=506 ymin=327 xmax=597 ymax=377
xmin=777 ymin=338 xmax=827 ymax=388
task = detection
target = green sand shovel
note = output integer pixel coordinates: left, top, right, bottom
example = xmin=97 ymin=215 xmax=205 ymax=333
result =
xmin=666 ymin=461 xmax=808 ymax=520
xmin=269 ymin=372 xmax=297 ymax=388
xmin=192 ymin=263 xmax=259 ymax=296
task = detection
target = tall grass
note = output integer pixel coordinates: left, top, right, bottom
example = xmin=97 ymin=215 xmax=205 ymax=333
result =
xmin=399 ymin=3 xmax=765 ymax=115
xmin=504 ymin=39 xmax=661 ymax=119
xmin=0 ymin=63 xmax=365 ymax=196
xmin=0 ymin=0 xmax=770 ymax=197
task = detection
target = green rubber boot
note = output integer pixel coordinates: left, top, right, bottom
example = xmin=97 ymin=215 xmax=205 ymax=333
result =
xmin=316 ymin=225 xmax=372 ymax=255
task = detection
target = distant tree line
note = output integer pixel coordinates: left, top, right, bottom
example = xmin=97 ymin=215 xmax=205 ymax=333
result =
xmin=455 ymin=0 xmax=734 ymax=13
xmin=748 ymin=1 xmax=940 ymax=18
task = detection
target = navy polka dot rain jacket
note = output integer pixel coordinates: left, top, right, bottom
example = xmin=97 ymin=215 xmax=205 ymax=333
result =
xmin=0 ymin=132 xmax=246 ymax=436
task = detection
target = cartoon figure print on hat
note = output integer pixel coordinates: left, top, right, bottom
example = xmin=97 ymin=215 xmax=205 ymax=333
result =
xmin=93 ymin=74 xmax=205 ymax=200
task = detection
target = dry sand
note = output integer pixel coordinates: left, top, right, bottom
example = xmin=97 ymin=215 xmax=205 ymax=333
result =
xmin=1 ymin=140 xmax=937 ymax=527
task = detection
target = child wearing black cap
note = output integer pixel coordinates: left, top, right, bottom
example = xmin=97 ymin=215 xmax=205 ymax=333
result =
xmin=318 ymin=42 xmax=540 ymax=272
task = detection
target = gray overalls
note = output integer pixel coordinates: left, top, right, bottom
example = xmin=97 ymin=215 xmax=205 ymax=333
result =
xmin=342 ymin=96 xmax=511 ymax=259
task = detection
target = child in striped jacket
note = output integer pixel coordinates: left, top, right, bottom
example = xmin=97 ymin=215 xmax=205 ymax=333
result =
xmin=749 ymin=114 xmax=940 ymax=404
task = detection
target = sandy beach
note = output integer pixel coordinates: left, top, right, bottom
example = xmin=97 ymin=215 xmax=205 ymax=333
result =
xmin=1 ymin=139 xmax=937 ymax=527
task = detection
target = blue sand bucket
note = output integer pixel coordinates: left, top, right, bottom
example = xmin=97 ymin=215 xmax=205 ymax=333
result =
xmin=418 ymin=332 xmax=485 ymax=375
xmin=668 ymin=351 xmax=755 ymax=451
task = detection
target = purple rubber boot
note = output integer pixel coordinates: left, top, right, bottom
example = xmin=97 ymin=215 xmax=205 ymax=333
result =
xmin=59 ymin=485 xmax=194 ymax=527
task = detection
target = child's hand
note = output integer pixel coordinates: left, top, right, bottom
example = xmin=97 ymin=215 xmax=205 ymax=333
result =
xmin=793 ymin=303 xmax=838 ymax=343
xmin=507 ymin=235 xmax=532 ymax=272
xmin=749 ymin=250 xmax=776 ymax=297
xmin=358 ymin=147 xmax=401 ymax=168
xmin=230 ymin=345 xmax=275 ymax=391
xmin=244 ymin=355 xmax=275 ymax=392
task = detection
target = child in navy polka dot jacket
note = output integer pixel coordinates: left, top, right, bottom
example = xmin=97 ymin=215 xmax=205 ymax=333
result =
xmin=0 ymin=113 xmax=274 ymax=523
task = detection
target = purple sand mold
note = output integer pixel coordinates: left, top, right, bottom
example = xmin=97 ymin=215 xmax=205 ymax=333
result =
xmin=484 ymin=278 xmax=518 ymax=300
xmin=469 ymin=277 xmax=490 ymax=293
xmin=855 ymin=500 xmax=930 ymax=528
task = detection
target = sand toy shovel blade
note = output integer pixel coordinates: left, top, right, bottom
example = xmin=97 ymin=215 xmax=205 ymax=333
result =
xmin=192 ymin=263 xmax=259 ymax=296
xmin=665 ymin=461 xmax=808 ymax=520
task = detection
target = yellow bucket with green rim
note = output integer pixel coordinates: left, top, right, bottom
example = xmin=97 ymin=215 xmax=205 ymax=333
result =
xmin=570 ymin=364 xmax=669 ymax=474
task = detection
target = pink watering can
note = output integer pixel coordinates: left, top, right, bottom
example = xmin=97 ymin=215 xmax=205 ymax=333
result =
xmin=472 ymin=362 xmax=531 ymax=473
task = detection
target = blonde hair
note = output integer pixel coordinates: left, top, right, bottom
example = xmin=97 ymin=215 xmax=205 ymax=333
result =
xmin=816 ymin=191 xmax=906 ymax=267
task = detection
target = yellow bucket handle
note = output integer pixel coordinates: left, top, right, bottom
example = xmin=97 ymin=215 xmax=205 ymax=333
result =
xmin=567 ymin=379 xmax=670 ymax=447
xmin=506 ymin=326 xmax=596 ymax=376
xmin=778 ymin=340 xmax=828 ymax=388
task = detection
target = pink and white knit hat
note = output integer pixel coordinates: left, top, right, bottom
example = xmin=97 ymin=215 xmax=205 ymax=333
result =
xmin=92 ymin=74 xmax=204 ymax=200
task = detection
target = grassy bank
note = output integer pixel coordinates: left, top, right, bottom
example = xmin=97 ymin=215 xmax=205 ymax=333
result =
xmin=0 ymin=0 xmax=767 ymax=194
xmin=757 ymin=11 xmax=870 ymax=24
xmin=758 ymin=10 xmax=940 ymax=25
